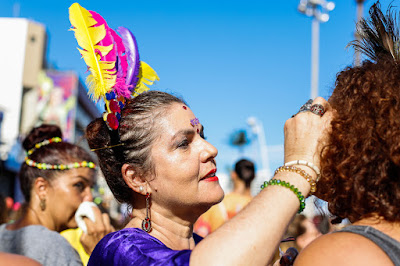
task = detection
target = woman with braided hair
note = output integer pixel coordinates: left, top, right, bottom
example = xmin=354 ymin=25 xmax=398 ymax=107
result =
xmin=68 ymin=2 xmax=332 ymax=265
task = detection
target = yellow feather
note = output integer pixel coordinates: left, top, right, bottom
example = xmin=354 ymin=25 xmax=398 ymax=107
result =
xmin=133 ymin=61 xmax=160 ymax=97
xmin=69 ymin=3 xmax=116 ymax=101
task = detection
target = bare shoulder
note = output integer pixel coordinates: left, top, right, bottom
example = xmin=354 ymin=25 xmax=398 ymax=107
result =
xmin=0 ymin=252 xmax=41 ymax=266
xmin=294 ymin=231 xmax=393 ymax=266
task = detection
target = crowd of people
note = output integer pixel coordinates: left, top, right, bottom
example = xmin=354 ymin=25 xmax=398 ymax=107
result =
xmin=1 ymin=1 xmax=400 ymax=265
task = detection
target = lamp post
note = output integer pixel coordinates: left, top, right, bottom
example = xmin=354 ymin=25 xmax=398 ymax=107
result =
xmin=355 ymin=0 xmax=365 ymax=66
xmin=298 ymin=0 xmax=335 ymax=99
xmin=247 ymin=117 xmax=271 ymax=194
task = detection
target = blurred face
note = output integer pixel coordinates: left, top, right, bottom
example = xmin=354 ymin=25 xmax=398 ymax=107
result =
xmin=148 ymin=103 xmax=224 ymax=217
xmin=46 ymin=167 xmax=94 ymax=231
xmin=297 ymin=219 xmax=322 ymax=249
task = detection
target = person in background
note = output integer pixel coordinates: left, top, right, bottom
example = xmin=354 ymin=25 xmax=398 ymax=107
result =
xmin=0 ymin=252 xmax=41 ymax=266
xmin=312 ymin=214 xmax=332 ymax=235
xmin=0 ymin=125 xmax=113 ymax=266
xmin=288 ymin=215 xmax=321 ymax=251
xmin=296 ymin=2 xmax=400 ymax=265
xmin=271 ymin=214 xmax=321 ymax=264
xmin=194 ymin=159 xmax=256 ymax=237
xmin=0 ymin=194 xmax=7 ymax=224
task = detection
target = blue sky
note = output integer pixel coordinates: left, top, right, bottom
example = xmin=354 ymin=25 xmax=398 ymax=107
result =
xmin=0 ymin=0 xmax=390 ymax=188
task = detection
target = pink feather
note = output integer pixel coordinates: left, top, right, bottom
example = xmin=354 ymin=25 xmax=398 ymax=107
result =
xmin=89 ymin=11 xmax=116 ymax=65
xmin=89 ymin=11 xmax=130 ymax=98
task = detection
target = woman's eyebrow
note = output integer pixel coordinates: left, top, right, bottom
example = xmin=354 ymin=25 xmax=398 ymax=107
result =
xmin=171 ymin=129 xmax=195 ymax=141
xmin=74 ymin=176 xmax=93 ymax=186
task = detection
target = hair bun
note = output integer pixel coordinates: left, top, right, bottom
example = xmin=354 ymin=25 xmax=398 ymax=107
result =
xmin=22 ymin=124 xmax=63 ymax=152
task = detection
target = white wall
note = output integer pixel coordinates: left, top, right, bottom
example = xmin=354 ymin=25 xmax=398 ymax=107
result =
xmin=0 ymin=18 xmax=28 ymax=159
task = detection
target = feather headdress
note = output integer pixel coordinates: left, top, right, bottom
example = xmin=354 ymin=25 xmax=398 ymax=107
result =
xmin=348 ymin=1 xmax=400 ymax=63
xmin=68 ymin=3 xmax=159 ymax=130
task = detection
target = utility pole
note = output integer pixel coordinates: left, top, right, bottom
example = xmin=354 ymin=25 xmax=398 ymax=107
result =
xmin=355 ymin=0 xmax=365 ymax=66
xmin=298 ymin=0 xmax=335 ymax=99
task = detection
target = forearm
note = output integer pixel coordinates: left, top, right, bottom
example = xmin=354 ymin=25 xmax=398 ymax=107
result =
xmin=190 ymin=170 xmax=312 ymax=266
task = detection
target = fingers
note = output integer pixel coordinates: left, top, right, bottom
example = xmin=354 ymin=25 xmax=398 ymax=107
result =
xmin=290 ymin=97 xmax=331 ymax=120
xmin=312 ymin=97 xmax=328 ymax=108
xmin=82 ymin=205 xmax=114 ymax=237
xmin=82 ymin=216 xmax=100 ymax=236
xmin=101 ymin=213 xmax=113 ymax=234
xmin=284 ymin=97 xmax=333 ymax=166
xmin=80 ymin=206 xmax=113 ymax=255
xmin=83 ymin=206 xmax=105 ymax=236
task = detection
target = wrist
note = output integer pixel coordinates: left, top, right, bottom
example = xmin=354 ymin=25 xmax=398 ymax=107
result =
xmin=272 ymin=170 xmax=311 ymax=197
xmin=284 ymin=160 xmax=320 ymax=182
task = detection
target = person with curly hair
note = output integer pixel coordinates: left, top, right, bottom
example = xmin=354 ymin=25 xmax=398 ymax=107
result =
xmin=296 ymin=2 xmax=400 ymax=265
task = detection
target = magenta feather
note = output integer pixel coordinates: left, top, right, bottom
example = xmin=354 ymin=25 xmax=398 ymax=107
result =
xmin=89 ymin=11 xmax=130 ymax=98
xmin=89 ymin=11 xmax=116 ymax=63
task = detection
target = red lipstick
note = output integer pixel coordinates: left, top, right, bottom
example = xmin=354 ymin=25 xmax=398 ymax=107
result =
xmin=201 ymin=169 xmax=218 ymax=182
xmin=203 ymin=176 xmax=219 ymax=182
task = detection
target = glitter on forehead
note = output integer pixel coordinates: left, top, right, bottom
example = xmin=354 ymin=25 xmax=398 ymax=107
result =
xmin=190 ymin=118 xmax=200 ymax=127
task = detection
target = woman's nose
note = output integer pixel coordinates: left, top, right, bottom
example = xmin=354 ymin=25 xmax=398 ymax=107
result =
xmin=200 ymin=140 xmax=218 ymax=163
xmin=83 ymin=187 xmax=93 ymax=202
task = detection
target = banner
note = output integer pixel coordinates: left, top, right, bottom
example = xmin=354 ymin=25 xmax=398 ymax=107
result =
xmin=36 ymin=70 xmax=78 ymax=141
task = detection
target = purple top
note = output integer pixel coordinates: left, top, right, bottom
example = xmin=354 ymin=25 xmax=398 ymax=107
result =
xmin=88 ymin=228 xmax=203 ymax=266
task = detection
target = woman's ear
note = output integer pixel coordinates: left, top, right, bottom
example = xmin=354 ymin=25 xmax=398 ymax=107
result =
xmin=33 ymin=177 xmax=49 ymax=201
xmin=122 ymin=164 xmax=148 ymax=195
xmin=230 ymin=171 xmax=238 ymax=181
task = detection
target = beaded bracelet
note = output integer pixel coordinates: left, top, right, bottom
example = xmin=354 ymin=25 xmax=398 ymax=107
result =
xmin=284 ymin=160 xmax=321 ymax=182
xmin=261 ymin=179 xmax=305 ymax=213
xmin=275 ymin=166 xmax=317 ymax=194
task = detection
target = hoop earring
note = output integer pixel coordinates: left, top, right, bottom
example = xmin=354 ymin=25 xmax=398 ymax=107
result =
xmin=141 ymin=193 xmax=152 ymax=232
xmin=40 ymin=199 xmax=46 ymax=211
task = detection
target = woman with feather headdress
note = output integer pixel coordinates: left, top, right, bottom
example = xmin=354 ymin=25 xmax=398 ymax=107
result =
xmin=295 ymin=2 xmax=400 ymax=265
xmin=69 ymin=3 xmax=331 ymax=265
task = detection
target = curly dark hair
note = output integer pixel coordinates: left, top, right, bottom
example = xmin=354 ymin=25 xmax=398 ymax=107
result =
xmin=316 ymin=57 xmax=400 ymax=223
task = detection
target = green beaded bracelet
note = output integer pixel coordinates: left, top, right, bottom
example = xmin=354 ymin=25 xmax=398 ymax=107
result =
xmin=261 ymin=179 xmax=306 ymax=213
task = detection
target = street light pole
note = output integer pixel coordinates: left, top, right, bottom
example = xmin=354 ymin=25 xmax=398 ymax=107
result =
xmin=247 ymin=117 xmax=271 ymax=195
xmin=311 ymin=17 xmax=320 ymax=100
xmin=298 ymin=0 xmax=335 ymax=99
xmin=355 ymin=0 xmax=365 ymax=66
xmin=247 ymin=117 xmax=270 ymax=176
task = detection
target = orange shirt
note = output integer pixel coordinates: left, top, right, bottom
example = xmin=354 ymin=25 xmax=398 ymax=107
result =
xmin=194 ymin=193 xmax=252 ymax=237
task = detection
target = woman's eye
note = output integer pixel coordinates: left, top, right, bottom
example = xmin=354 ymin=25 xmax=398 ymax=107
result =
xmin=200 ymin=131 xmax=206 ymax=140
xmin=74 ymin=182 xmax=85 ymax=192
xmin=178 ymin=139 xmax=189 ymax=148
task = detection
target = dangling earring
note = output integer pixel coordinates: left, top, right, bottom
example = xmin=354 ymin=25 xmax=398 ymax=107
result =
xmin=40 ymin=198 xmax=46 ymax=211
xmin=141 ymin=193 xmax=152 ymax=232
xmin=139 ymin=186 xmax=144 ymax=192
